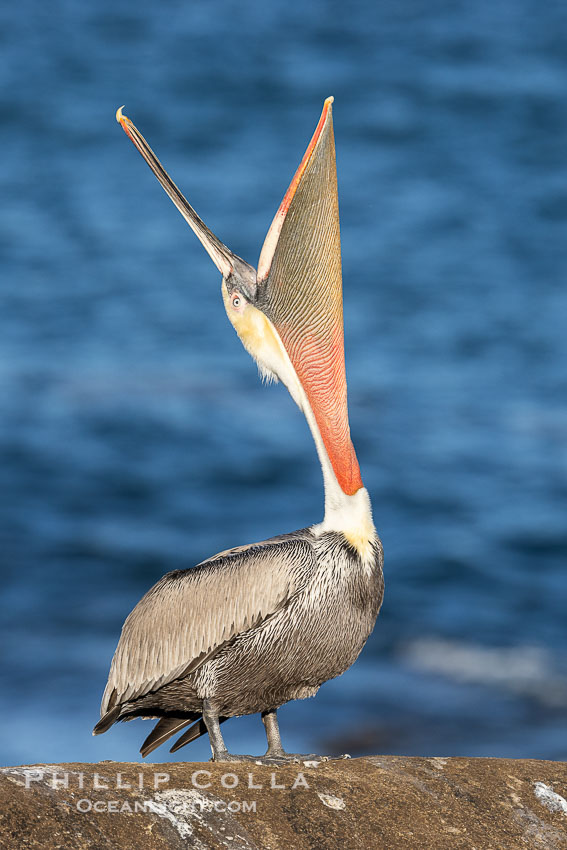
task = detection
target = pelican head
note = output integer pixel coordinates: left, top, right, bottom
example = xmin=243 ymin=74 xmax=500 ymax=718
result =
xmin=116 ymin=101 xmax=371 ymax=541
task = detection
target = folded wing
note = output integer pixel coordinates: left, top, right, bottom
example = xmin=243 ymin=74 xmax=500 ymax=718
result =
xmin=99 ymin=536 xmax=314 ymax=719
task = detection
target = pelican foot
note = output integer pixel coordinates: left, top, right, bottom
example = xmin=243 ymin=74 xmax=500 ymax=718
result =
xmin=260 ymin=751 xmax=329 ymax=765
xmin=210 ymin=752 xmax=262 ymax=763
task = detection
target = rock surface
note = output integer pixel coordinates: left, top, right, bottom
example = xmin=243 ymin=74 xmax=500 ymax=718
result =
xmin=1 ymin=756 xmax=566 ymax=849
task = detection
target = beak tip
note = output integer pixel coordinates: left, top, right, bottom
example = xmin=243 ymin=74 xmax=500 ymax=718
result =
xmin=116 ymin=105 xmax=126 ymax=124
xmin=324 ymin=96 xmax=334 ymax=107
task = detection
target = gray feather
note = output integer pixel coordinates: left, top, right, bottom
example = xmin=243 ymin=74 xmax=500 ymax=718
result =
xmin=92 ymin=705 xmax=120 ymax=736
xmin=100 ymin=533 xmax=314 ymax=716
xmin=170 ymin=716 xmax=228 ymax=753
xmin=140 ymin=714 xmax=199 ymax=758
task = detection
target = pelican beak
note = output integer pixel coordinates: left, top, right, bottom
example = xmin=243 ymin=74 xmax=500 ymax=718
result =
xmin=115 ymin=107 xmax=255 ymax=295
xmin=116 ymin=101 xmax=362 ymax=496
xmin=256 ymin=98 xmax=363 ymax=496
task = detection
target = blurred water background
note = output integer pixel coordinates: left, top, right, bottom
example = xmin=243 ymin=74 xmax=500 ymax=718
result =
xmin=1 ymin=0 xmax=567 ymax=766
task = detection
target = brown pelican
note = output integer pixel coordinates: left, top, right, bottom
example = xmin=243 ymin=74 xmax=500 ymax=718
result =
xmin=93 ymin=98 xmax=384 ymax=762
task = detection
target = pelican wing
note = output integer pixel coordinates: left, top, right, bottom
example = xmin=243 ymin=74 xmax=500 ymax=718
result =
xmin=100 ymin=534 xmax=314 ymax=716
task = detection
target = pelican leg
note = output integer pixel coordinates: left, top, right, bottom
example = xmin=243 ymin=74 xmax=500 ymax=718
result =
xmin=202 ymin=700 xmax=228 ymax=760
xmin=202 ymin=699 xmax=257 ymax=762
xmin=262 ymin=708 xmax=285 ymax=757
xmin=262 ymin=708 xmax=326 ymax=763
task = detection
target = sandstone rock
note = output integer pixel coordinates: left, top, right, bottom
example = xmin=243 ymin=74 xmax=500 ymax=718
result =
xmin=1 ymin=756 xmax=566 ymax=849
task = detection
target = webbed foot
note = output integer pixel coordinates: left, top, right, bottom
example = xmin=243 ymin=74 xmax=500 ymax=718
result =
xmin=260 ymin=750 xmax=329 ymax=765
xmin=210 ymin=752 xmax=262 ymax=763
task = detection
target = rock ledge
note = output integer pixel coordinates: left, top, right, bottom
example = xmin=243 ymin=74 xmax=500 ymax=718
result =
xmin=1 ymin=756 xmax=566 ymax=849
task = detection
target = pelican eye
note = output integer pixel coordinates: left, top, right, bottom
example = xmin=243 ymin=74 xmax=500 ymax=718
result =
xmin=231 ymin=292 xmax=243 ymax=309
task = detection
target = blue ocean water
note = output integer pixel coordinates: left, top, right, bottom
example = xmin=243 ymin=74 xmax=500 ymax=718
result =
xmin=1 ymin=0 xmax=567 ymax=766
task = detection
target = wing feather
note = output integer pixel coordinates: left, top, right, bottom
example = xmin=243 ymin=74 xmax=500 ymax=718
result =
xmin=100 ymin=534 xmax=314 ymax=715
